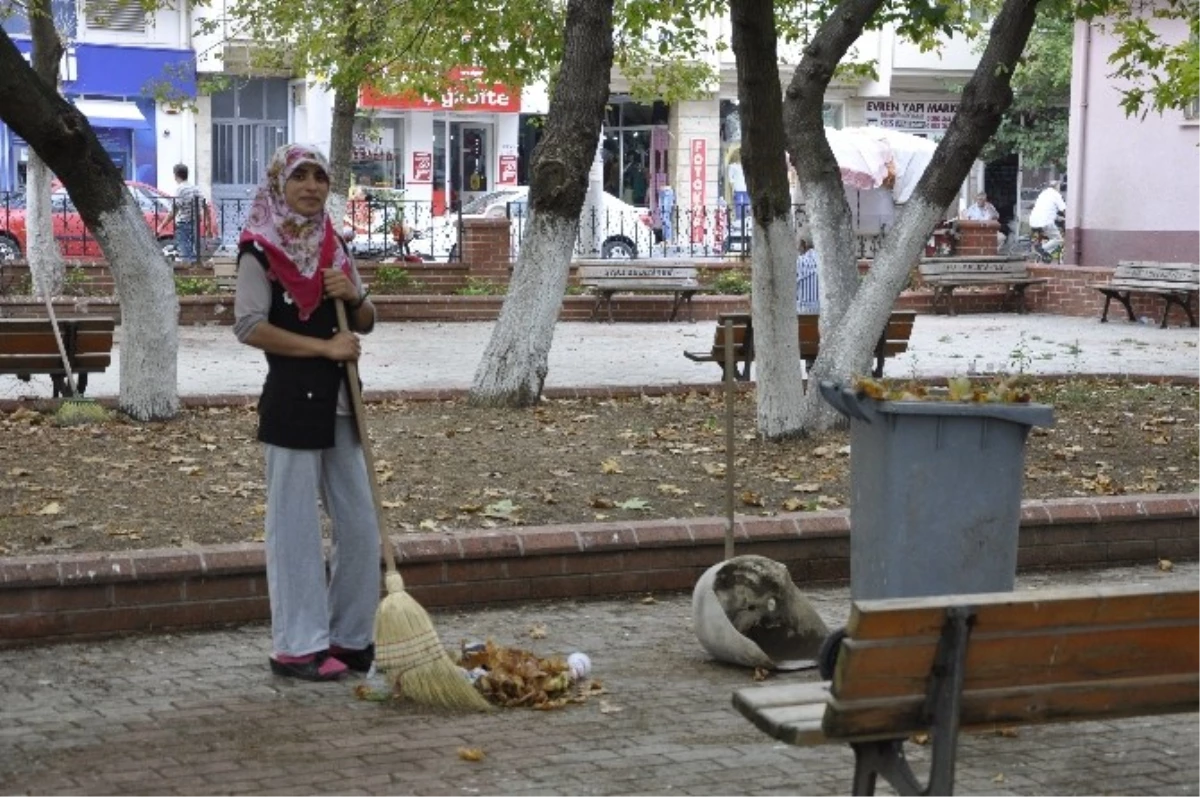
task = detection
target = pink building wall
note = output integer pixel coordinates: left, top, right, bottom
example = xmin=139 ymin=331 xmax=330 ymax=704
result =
xmin=1065 ymin=17 xmax=1199 ymax=267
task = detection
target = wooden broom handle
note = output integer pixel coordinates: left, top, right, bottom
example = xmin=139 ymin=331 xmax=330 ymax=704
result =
xmin=335 ymin=298 xmax=398 ymax=575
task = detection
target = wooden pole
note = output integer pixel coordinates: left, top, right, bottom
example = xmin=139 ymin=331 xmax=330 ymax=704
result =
xmin=723 ymin=318 xmax=736 ymax=561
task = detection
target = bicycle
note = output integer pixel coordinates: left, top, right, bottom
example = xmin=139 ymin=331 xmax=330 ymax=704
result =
xmin=1028 ymin=226 xmax=1064 ymax=264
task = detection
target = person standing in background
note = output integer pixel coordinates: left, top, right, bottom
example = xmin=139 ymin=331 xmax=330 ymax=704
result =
xmin=168 ymin=164 xmax=205 ymax=264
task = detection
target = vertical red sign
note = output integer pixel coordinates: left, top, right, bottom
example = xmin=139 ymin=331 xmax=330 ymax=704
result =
xmin=412 ymin=152 xmax=432 ymax=183
xmin=498 ymin=155 xmax=518 ymax=185
xmin=689 ymin=139 xmax=707 ymax=243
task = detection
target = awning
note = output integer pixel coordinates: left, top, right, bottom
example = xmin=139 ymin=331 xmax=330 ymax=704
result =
xmin=72 ymin=99 xmax=148 ymax=129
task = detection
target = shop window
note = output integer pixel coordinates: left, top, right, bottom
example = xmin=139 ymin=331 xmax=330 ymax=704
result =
xmin=350 ymin=119 xmax=402 ymax=189
xmin=602 ymin=98 xmax=669 ymax=209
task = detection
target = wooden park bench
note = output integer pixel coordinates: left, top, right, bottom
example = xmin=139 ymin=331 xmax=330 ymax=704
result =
xmin=919 ymin=256 xmax=1047 ymax=316
xmin=1089 ymin=261 xmax=1199 ymax=328
xmin=732 ymin=583 xmax=1199 ymax=796
xmin=0 ymin=316 xmax=115 ymax=397
xmin=684 ymin=310 xmax=916 ymax=381
xmin=577 ymin=261 xmax=701 ymax=322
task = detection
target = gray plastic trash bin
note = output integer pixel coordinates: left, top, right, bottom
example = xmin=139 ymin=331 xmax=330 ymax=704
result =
xmin=820 ymin=381 xmax=1054 ymax=601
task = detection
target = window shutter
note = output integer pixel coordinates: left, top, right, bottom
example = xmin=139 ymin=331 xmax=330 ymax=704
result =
xmin=85 ymin=0 xmax=147 ymax=33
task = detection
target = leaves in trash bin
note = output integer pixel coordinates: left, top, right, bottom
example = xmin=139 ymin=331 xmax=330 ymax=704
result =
xmin=852 ymin=376 xmax=1031 ymax=404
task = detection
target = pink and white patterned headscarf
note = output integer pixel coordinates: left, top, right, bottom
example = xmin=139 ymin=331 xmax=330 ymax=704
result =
xmin=239 ymin=143 xmax=351 ymax=320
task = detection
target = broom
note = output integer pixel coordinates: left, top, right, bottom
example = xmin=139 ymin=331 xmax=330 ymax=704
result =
xmin=35 ymin=270 xmax=107 ymax=426
xmin=334 ymin=297 xmax=491 ymax=711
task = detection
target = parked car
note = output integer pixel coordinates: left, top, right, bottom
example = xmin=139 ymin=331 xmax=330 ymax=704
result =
xmin=0 ymin=180 xmax=220 ymax=263
xmin=410 ymin=186 xmax=657 ymax=261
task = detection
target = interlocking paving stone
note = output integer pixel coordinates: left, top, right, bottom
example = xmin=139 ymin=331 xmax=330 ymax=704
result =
xmin=0 ymin=561 xmax=1196 ymax=796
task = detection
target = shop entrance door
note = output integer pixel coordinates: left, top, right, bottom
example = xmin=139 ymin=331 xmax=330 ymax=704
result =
xmin=435 ymin=119 xmax=494 ymax=211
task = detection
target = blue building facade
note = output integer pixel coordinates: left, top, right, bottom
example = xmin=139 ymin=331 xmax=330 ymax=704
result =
xmin=3 ymin=8 xmax=195 ymax=192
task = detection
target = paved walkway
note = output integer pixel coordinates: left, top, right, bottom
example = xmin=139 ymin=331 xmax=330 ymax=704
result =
xmin=0 ymin=562 xmax=1195 ymax=795
xmin=1 ymin=313 xmax=1196 ymax=400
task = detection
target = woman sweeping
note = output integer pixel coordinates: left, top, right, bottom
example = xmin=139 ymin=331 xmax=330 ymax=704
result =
xmin=232 ymin=143 xmax=379 ymax=681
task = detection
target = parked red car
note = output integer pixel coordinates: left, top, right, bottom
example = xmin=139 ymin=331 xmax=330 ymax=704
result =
xmin=0 ymin=180 xmax=220 ymax=262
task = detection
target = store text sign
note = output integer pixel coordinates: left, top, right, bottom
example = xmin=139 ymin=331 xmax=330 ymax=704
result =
xmin=689 ymin=139 xmax=706 ymax=243
xmin=498 ymin=155 xmax=518 ymax=185
xmin=361 ymin=67 xmax=520 ymax=113
xmin=863 ymin=100 xmax=958 ymax=132
xmin=412 ymin=151 xmax=432 ymax=183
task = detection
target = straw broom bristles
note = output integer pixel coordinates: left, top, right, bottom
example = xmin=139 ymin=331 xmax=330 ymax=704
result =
xmin=374 ymin=572 xmax=492 ymax=712
xmin=333 ymin=296 xmax=488 ymax=713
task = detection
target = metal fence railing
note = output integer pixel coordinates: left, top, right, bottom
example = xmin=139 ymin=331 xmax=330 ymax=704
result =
xmin=0 ymin=188 xmax=889 ymax=266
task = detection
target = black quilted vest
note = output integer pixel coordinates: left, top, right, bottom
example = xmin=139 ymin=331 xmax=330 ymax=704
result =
xmin=241 ymin=243 xmax=346 ymax=450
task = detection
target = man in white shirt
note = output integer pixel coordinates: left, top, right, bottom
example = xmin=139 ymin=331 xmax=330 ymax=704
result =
xmin=961 ymin=192 xmax=999 ymax=222
xmin=1028 ymin=181 xmax=1066 ymax=256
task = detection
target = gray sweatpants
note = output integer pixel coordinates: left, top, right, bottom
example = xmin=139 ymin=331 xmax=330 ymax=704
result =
xmin=263 ymin=416 xmax=381 ymax=657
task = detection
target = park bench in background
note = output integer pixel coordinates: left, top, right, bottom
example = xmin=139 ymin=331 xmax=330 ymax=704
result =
xmin=684 ymin=310 xmax=915 ymax=381
xmin=919 ymin=255 xmax=1047 ymax=316
xmin=577 ymin=262 xmax=701 ymax=322
xmin=732 ymin=583 xmax=1199 ymax=796
xmin=1089 ymin=261 xmax=1199 ymax=328
xmin=0 ymin=316 xmax=115 ymax=397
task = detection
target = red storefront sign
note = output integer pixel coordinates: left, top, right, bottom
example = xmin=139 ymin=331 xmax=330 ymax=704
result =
xmin=360 ymin=67 xmax=520 ymax=113
xmin=412 ymin=151 xmax=432 ymax=183
xmin=689 ymin=139 xmax=706 ymax=243
xmin=498 ymin=155 xmax=518 ymax=185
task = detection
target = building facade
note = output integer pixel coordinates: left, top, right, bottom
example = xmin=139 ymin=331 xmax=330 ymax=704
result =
xmin=1 ymin=0 xmax=198 ymax=194
xmin=1064 ymin=14 xmax=1199 ymax=266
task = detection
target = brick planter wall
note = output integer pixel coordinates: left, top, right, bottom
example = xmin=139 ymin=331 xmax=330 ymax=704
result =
xmin=2 ymin=257 xmax=1194 ymax=326
xmin=0 ymin=494 xmax=1193 ymax=646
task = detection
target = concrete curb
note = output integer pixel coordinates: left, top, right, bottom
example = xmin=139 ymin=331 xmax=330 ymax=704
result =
xmin=1 ymin=493 xmax=1195 ymax=647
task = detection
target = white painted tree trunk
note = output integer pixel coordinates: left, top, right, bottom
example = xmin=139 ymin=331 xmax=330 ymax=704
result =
xmin=799 ymin=199 xmax=945 ymax=429
xmin=93 ymin=197 xmax=181 ymax=420
xmin=469 ymin=214 xmax=578 ymax=406
xmin=750 ymin=217 xmax=806 ymax=438
xmin=25 ymin=152 xmax=65 ymax=296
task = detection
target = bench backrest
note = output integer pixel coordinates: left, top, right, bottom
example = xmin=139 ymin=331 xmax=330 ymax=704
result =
xmin=1112 ymin=261 xmax=1200 ymax=289
xmin=823 ymin=584 xmax=1199 ymax=739
xmin=919 ymin=257 xmax=1031 ymax=281
xmin=801 ymin=312 xmax=912 ymax=360
xmin=0 ymin=317 xmax=115 ymax=373
xmin=578 ymin=264 xmax=698 ymax=288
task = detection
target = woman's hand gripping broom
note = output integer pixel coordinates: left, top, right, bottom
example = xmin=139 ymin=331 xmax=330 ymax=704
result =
xmin=335 ymin=298 xmax=491 ymax=711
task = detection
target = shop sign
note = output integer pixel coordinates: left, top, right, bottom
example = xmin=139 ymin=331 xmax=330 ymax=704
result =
xmin=498 ymin=155 xmax=518 ymax=185
xmin=412 ymin=151 xmax=432 ymax=183
xmin=689 ymin=139 xmax=706 ymax=243
xmin=864 ymin=100 xmax=958 ymax=133
xmin=361 ymin=66 xmax=520 ymax=113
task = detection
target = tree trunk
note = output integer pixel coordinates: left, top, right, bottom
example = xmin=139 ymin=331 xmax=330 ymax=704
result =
xmin=785 ymin=0 xmax=1042 ymax=432
xmin=327 ymin=4 xmax=363 ymax=230
xmin=26 ymin=0 xmax=66 ymax=297
xmin=729 ymin=0 xmax=806 ymax=440
xmin=783 ymin=0 xmax=888 ymax=431
xmin=0 ymin=30 xmax=179 ymax=421
xmin=469 ymin=0 xmax=614 ymax=407
xmin=327 ymin=85 xmax=357 ymax=231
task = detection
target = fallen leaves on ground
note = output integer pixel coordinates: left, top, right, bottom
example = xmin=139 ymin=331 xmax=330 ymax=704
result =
xmin=0 ymin=380 xmax=1195 ymax=555
xmin=460 ymin=640 xmax=604 ymax=710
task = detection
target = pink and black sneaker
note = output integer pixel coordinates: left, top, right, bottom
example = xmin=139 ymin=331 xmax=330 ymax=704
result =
xmin=269 ymin=651 xmax=348 ymax=681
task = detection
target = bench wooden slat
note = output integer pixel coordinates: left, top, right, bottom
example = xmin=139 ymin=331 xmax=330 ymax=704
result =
xmin=0 ymin=353 xmax=112 ymax=372
xmin=822 ymin=673 xmax=1199 ymax=740
xmin=847 ymin=584 xmax=1200 ymax=640
xmin=833 ymin=621 xmax=1198 ymax=701
xmin=1090 ymin=261 xmax=1199 ymax=327
xmin=732 ymin=681 xmax=832 ymax=745
xmin=0 ymin=329 xmax=113 ymax=356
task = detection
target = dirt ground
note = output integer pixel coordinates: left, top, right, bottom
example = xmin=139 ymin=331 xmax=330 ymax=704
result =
xmin=0 ymin=377 xmax=1196 ymax=557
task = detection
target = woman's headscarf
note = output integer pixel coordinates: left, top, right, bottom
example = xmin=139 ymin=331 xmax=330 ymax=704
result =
xmin=239 ymin=143 xmax=351 ymax=321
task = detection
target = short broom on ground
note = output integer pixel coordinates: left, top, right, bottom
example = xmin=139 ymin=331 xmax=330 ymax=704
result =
xmin=334 ymin=298 xmax=491 ymax=711
xmin=36 ymin=274 xmax=107 ymax=426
